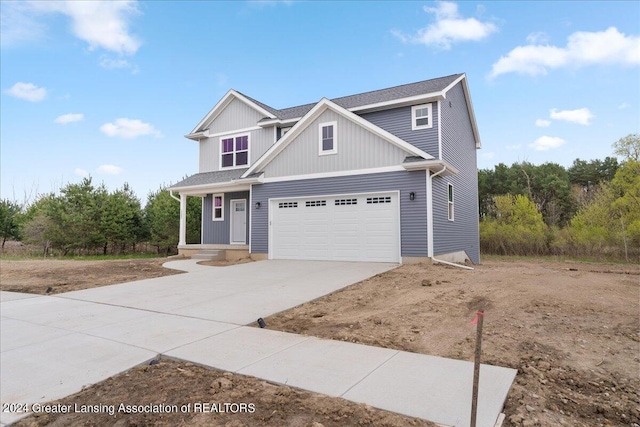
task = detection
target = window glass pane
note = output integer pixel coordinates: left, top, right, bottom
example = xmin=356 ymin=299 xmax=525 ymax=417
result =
xmin=222 ymin=138 xmax=234 ymax=153
xmin=416 ymin=107 xmax=429 ymax=118
xmin=236 ymin=135 xmax=248 ymax=151
xmin=323 ymin=138 xmax=333 ymax=151
xmin=236 ymin=151 xmax=248 ymax=165
xmin=214 ymin=196 xmax=222 ymax=207
xmin=214 ymin=208 xmax=222 ymax=219
xmin=448 ymin=185 xmax=453 ymax=202
xmin=416 ymin=117 xmax=429 ymax=126
xmin=222 ymin=153 xmax=234 ymax=167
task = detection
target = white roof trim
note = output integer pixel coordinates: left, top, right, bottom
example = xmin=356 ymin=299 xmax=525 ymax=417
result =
xmin=242 ymin=98 xmax=435 ymax=178
xmin=171 ymin=176 xmax=262 ymax=196
xmin=441 ymin=74 xmax=481 ymax=149
xmin=190 ymin=90 xmax=277 ymax=135
xmin=403 ymin=159 xmax=459 ymax=175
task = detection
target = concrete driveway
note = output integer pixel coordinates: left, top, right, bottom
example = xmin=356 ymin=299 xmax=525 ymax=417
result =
xmin=0 ymin=260 xmax=396 ymax=425
xmin=1 ymin=260 xmax=516 ymax=427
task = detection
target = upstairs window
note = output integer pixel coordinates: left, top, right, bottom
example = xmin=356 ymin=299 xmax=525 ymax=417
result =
xmin=411 ymin=104 xmax=433 ymax=130
xmin=221 ymin=134 xmax=249 ymax=168
xmin=447 ymin=183 xmax=454 ymax=221
xmin=319 ymin=122 xmax=337 ymax=155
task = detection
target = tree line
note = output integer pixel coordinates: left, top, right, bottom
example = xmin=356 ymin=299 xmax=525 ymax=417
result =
xmin=480 ymin=134 xmax=639 ymax=261
xmin=1 ymin=134 xmax=638 ymax=261
xmin=0 ymin=179 xmax=201 ymax=257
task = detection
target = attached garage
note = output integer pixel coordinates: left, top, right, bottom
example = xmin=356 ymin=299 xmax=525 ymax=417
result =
xmin=269 ymin=192 xmax=400 ymax=263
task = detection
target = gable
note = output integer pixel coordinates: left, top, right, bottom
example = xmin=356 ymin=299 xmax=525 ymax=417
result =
xmin=261 ymin=109 xmax=411 ymax=178
xmin=205 ymin=97 xmax=267 ymax=135
xmin=243 ymin=98 xmax=433 ymax=179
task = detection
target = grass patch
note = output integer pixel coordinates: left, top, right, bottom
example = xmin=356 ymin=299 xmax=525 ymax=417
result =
xmin=0 ymin=253 xmax=164 ymax=261
xmin=481 ymin=254 xmax=637 ymax=265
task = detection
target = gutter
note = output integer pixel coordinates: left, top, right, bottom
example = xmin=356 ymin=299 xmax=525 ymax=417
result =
xmin=169 ymin=190 xmax=180 ymax=202
xmin=427 ymin=165 xmax=474 ymax=270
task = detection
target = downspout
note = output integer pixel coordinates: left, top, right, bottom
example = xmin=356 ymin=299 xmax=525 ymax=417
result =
xmin=169 ymin=190 xmax=180 ymax=202
xmin=428 ymin=166 xmax=474 ymax=270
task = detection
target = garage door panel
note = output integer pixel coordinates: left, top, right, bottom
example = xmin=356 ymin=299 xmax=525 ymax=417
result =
xmin=271 ymin=192 xmax=399 ymax=263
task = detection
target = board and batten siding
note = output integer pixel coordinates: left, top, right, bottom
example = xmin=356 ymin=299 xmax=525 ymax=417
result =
xmin=202 ymin=191 xmax=250 ymax=244
xmin=251 ymin=170 xmax=428 ymax=257
xmin=433 ymin=82 xmax=480 ymax=264
xmin=262 ymin=109 xmax=409 ymax=178
xmin=359 ymin=104 xmax=439 ymax=158
xmin=199 ymin=127 xmax=274 ymax=173
xmin=207 ymin=98 xmax=266 ymax=135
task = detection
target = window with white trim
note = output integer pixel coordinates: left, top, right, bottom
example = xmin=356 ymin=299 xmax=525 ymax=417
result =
xmin=447 ymin=183 xmax=454 ymax=221
xmin=212 ymin=194 xmax=224 ymax=221
xmin=220 ymin=134 xmax=249 ymax=168
xmin=411 ymin=104 xmax=433 ymax=130
xmin=319 ymin=122 xmax=337 ymax=155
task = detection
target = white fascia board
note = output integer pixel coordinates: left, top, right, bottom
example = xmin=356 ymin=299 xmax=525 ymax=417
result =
xmin=242 ymin=98 xmax=434 ymax=178
xmin=185 ymin=131 xmax=206 ymax=141
xmin=441 ymin=74 xmax=482 ymax=149
xmin=440 ymin=74 xmax=466 ymax=97
xmin=189 ymin=90 xmax=277 ymax=135
xmin=461 ymin=79 xmax=482 ymax=149
xmin=170 ymin=177 xmax=261 ymax=196
xmin=261 ymin=166 xmax=405 ymax=183
xmin=349 ymin=92 xmax=445 ymax=114
xmin=403 ymin=159 xmax=459 ymax=175
xmin=258 ymin=117 xmax=299 ymax=127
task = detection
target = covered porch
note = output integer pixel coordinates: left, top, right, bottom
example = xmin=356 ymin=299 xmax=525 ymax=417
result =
xmin=169 ymin=169 xmax=262 ymax=259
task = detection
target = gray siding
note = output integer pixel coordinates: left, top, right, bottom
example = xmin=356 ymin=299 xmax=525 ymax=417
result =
xmin=207 ymin=98 xmax=266 ymax=135
xmin=202 ymin=191 xmax=250 ymax=244
xmin=433 ymin=83 xmax=480 ymax=263
xmin=251 ymin=170 xmax=428 ymax=257
xmin=359 ymin=103 xmax=439 ymax=158
xmin=263 ymin=109 xmax=409 ymax=178
xmin=199 ymin=127 xmax=274 ymax=173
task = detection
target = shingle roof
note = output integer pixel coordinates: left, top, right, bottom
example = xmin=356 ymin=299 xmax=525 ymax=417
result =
xmin=170 ymin=168 xmax=248 ymax=188
xmin=236 ymin=91 xmax=280 ymax=118
xmin=257 ymin=73 xmax=463 ymax=122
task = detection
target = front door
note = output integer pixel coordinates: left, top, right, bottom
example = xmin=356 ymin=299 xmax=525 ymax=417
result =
xmin=230 ymin=199 xmax=247 ymax=244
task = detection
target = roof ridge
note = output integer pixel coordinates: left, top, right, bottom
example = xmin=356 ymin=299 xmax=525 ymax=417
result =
xmin=329 ymin=73 xmax=463 ymax=103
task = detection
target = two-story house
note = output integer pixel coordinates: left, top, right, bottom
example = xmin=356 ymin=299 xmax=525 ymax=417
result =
xmin=170 ymin=73 xmax=481 ymax=264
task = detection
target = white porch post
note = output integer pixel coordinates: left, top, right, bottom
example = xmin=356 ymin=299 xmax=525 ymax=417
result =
xmin=179 ymin=193 xmax=187 ymax=246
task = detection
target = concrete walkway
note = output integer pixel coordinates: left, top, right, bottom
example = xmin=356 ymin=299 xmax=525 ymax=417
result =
xmin=1 ymin=260 xmax=516 ymax=427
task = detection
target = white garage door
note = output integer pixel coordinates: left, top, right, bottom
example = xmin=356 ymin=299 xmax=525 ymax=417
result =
xmin=270 ymin=192 xmax=400 ymax=263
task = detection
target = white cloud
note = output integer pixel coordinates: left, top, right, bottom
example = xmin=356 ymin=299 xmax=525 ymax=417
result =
xmin=0 ymin=2 xmax=48 ymax=47
xmin=100 ymin=118 xmax=162 ymax=139
xmin=99 ymin=57 xmax=131 ymax=69
xmin=618 ymin=102 xmax=631 ymax=110
xmin=535 ymin=119 xmax=551 ymax=127
xmin=54 ymin=113 xmax=84 ymax=124
xmin=96 ymin=164 xmax=123 ymax=175
xmin=490 ymin=27 xmax=640 ymax=78
xmin=529 ymin=136 xmax=566 ymax=151
xmin=3 ymin=1 xmax=141 ymax=55
xmin=526 ymin=31 xmax=550 ymax=45
xmin=5 ymin=82 xmax=47 ymax=101
xmin=550 ymin=108 xmax=594 ymax=125
xmin=392 ymin=1 xmax=497 ymax=50
xmin=74 ymin=168 xmax=89 ymax=177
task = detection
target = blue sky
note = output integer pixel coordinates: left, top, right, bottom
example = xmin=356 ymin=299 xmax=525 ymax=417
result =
xmin=1 ymin=1 xmax=639 ymax=205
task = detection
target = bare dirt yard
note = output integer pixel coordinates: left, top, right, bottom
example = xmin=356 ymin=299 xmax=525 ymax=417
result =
xmin=263 ymin=259 xmax=640 ymax=427
xmin=0 ymin=258 xmax=182 ymax=295
xmin=2 ymin=257 xmax=639 ymax=427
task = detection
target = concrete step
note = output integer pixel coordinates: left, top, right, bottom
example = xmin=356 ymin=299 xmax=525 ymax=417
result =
xmin=192 ymin=250 xmax=225 ymax=261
